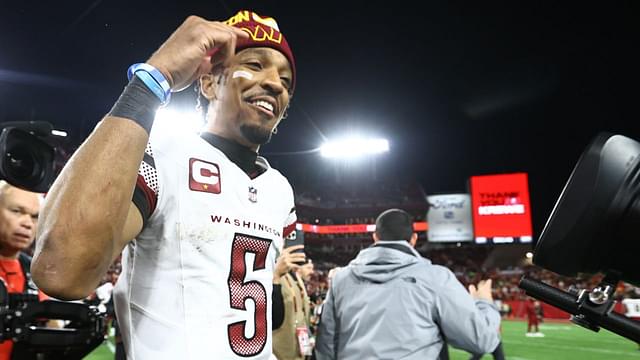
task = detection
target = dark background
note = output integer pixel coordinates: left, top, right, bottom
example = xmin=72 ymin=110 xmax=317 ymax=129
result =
xmin=1 ymin=1 xmax=637 ymax=239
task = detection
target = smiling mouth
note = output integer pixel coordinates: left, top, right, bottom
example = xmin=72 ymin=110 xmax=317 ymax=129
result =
xmin=246 ymin=98 xmax=276 ymax=118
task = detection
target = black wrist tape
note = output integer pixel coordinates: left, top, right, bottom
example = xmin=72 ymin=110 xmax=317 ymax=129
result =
xmin=108 ymin=75 xmax=161 ymax=134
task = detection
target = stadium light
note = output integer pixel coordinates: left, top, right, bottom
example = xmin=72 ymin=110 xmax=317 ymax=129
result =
xmin=320 ymin=137 xmax=389 ymax=159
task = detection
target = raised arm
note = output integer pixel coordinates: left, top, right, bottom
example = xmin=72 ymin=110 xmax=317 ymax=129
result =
xmin=31 ymin=108 xmax=149 ymax=300
xmin=272 ymin=245 xmax=306 ymax=329
xmin=436 ymin=275 xmax=501 ymax=354
xmin=31 ymin=16 xmax=248 ymax=300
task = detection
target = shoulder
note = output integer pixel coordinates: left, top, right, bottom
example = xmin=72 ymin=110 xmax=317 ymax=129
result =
xmin=414 ymin=261 xmax=458 ymax=286
xmin=259 ymin=158 xmax=291 ymax=183
xmin=330 ymin=266 xmax=351 ymax=288
xmin=148 ymin=123 xmax=202 ymax=155
xmin=426 ymin=262 xmax=454 ymax=275
xmin=259 ymin=157 xmax=295 ymax=194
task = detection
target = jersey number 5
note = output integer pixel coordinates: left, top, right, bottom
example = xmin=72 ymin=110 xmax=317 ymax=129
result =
xmin=227 ymin=233 xmax=272 ymax=357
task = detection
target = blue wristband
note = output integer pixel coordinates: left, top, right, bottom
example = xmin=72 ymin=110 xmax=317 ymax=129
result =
xmin=127 ymin=63 xmax=171 ymax=105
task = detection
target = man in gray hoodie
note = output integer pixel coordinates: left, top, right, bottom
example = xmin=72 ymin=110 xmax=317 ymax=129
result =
xmin=315 ymin=208 xmax=501 ymax=360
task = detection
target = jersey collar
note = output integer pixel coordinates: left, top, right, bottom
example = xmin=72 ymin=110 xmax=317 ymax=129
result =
xmin=200 ymin=132 xmax=260 ymax=176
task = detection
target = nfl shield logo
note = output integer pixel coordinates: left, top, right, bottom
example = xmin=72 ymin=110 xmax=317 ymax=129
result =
xmin=248 ymin=186 xmax=258 ymax=203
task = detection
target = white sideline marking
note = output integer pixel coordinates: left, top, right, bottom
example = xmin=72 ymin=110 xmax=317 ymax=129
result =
xmin=538 ymin=325 xmax=572 ymax=331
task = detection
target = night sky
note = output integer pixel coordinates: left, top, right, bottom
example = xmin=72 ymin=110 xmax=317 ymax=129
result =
xmin=1 ymin=1 xmax=637 ymax=237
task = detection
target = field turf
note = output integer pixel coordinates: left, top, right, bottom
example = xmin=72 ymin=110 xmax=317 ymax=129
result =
xmin=84 ymin=319 xmax=640 ymax=359
xmin=449 ymin=319 xmax=640 ymax=360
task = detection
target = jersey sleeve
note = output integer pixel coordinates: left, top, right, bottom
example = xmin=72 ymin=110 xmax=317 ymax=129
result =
xmin=282 ymin=207 xmax=297 ymax=239
xmin=272 ymin=284 xmax=285 ymax=329
xmin=132 ymin=142 xmax=159 ymax=226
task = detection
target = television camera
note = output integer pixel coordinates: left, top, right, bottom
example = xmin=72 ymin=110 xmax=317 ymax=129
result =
xmin=0 ymin=121 xmax=59 ymax=193
xmin=0 ymin=121 xmax=108 ymax=359
xmin=519 ymin=132 xmax=640 ymax=343
xmin=0 ymin=281 xmax=107 ymax=359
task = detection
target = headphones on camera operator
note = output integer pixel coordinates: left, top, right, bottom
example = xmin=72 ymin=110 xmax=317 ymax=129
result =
xmin=0 ymin=121 xmax=107 ymax=359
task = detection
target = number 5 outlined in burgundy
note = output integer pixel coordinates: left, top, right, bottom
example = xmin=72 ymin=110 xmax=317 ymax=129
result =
xmin=227 ymin=233 xmax=272 ymax=357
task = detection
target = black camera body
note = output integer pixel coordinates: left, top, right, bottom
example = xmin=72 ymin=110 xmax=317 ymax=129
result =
xmin=520 ymin=132 xmax=640 ymax=343
xmin=0 ymin=121 xmax=109 ymax=358
xmin=0 ymin=121 xmax=58 ymax=193
xmin=0 ymin=280 xmax=107 ymax=360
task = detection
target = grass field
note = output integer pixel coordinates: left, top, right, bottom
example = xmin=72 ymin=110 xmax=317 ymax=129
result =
xmin=449 ymin=319 xmax=640 ymax=360
xmin=84 ymin=319 xmax=640 ymax=359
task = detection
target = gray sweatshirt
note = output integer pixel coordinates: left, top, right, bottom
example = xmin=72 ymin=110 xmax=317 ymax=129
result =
xmin=315 ymin=241 xmax=501 ymax=360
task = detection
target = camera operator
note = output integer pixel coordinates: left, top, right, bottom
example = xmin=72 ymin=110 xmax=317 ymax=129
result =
xmin=0 ymin=180 xmax=50 ymax=359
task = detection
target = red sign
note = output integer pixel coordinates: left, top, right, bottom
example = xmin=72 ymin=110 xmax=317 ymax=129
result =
xmin=469 ymin=173 xmax=532 ymax=241
xmin=297 ymin=222 xmax=428 ymax=234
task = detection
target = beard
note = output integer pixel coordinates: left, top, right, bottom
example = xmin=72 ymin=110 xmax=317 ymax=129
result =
xmin=240 ymin=123 xmax=274 ymax=145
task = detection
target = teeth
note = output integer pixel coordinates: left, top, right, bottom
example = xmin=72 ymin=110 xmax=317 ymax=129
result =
xmin=251 ymin=100 xmax=274 ymax=112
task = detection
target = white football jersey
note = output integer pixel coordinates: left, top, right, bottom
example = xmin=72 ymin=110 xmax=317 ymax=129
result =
xmin=113 ymin=126 xmax=296 ymax=360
